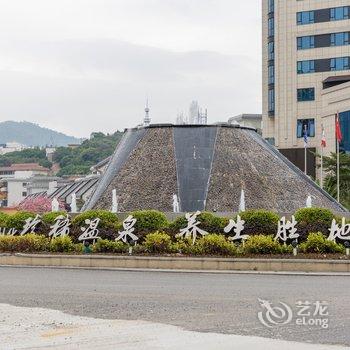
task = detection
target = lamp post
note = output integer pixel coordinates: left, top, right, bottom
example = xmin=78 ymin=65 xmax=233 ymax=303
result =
xmin=291 ymin=239 xmax=298 ymax=257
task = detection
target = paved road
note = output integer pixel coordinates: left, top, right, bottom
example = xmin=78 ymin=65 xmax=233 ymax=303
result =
xmin=0 ymin=267 xmax=349 ymax=347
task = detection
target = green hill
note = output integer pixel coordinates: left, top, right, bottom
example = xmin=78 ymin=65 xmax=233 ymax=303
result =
xmin=0 ymin=131 xmax=123 ymax=176
xmin=0 ymin=121 xmax=82 ymax=147
xmin=53 ymin=131 xmax=123 ymax=176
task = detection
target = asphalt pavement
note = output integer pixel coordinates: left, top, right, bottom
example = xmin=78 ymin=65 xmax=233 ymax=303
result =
xmin=0 ymin=267 xmax=349 ymax=347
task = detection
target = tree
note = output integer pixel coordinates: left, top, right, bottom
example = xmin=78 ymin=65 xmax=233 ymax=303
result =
xmin=0 ymin=148 xmax=52 ymax=168
xmin=321 ymin=152 xmax=350 ymax=209
xmin=54 ymin=131 xmax=123 ymax=176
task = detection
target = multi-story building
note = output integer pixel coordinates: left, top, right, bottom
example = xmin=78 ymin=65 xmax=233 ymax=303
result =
xmin=0 ymin=142 xmax=28 ymax=155
xmin=0 ymin=163 xmax=50 ymax=207
xmin=262 ymin=0 xmax=350 ymax=178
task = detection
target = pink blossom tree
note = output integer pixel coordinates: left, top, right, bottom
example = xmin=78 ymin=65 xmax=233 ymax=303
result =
xmin=18 ymin=196 xmax=65 ymax=214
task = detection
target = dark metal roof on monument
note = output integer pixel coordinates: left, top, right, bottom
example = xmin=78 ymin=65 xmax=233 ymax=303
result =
xmin=83 ymin=124 xmax=346 ymax=213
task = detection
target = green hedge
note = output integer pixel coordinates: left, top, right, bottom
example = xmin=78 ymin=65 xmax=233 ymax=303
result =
xmin=169 ymin=212 xmax=227 ymax=234
xmin=6 ymin=211 xmax=37 ymax=231
xmin=0 ymin=231 xmax=348 ymax=256
xmin=42 ymin=211 xmax=68 ymax=225
xmin=243 ymin=235 xmax=291 ymax=255
xmin=0 ymin=212 xmax=9 ymax=227
xmin=195 ymin=234 xmax=236 ymax=256
xmin=144 ymin=232 xmax=172 ymax=254
xmin=238 ymin=210 xmax=279 ymax=236
xmin=131 ymin=210 xmax=169 ymax=231
xmin=72 ymin=210 xmax=119 ymax=229
xmin=294 ymin=208 xmax=335 ymax=241
xmin=71 ymin=210 xmax=119 ymax=242
xmin=0 ymin=234 xmax=83 ymax=253
xmin=92 ymin=239 xmax=127 ymax=254
xmin=0 ymin=208 xmax=348 ymax=257
xmin=0 ymin=234 xmax=49 ymax=252
xmin=49 ymin=236 xmax=76 ymax=253
xmin=299 ymin=232 xmax=344 ymax=254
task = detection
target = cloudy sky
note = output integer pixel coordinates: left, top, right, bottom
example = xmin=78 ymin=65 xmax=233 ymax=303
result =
xmin=0 ymin=0 xmax=261 ymax=137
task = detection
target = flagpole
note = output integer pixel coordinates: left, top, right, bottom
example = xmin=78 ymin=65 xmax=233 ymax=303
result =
xmin=320 ymin=141 xmax=323 ymax=189
xmin=336 ymin=112 xmax=340 ymax=203
xmin=320 ymin=123 xmax=324 ymax=189
xmin=337 ymin=134 xmax=340 ymax=203
xmin=304 ymin=125 xmax=307 ymax=175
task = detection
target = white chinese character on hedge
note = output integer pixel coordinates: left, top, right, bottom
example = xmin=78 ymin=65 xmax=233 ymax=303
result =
xmin=224 ymin=215 xmax=248 ymax=242
xmin=48 ymin=215 xmax=71 ymax=238
xmin=78 ymin=218 xmax=101 ymax=242
xmin=116 ymin=215 xmax=139 ymax=243
xmin=20 ymin=215 xmax=42 ymax=235
xmin=328 ymin=218 xmax=350 ymax=242
xmin=275 ymin=216 xmax=299 ymax=243
xmin=0 ymin=228 xmax=17 ymax=236
xmin=177 ymin=211 xmax=208 ymax=245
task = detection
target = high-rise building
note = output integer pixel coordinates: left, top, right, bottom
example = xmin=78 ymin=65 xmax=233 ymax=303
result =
xmin=189 ymin=101 xmax=199 ymax=124
xmin=262 ymin=0 xmax=350 ymax=178
xmin=143 ymin=99 xmax=151 ymax=126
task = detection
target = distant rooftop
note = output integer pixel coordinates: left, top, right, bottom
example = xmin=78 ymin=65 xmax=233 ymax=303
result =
xmin=228 ymin=114 xmax=262 ymax=122
xmin=0 ymin=163 xmax=50 ymax=172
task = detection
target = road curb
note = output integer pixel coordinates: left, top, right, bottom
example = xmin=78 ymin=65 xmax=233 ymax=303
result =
xmin=0 ymin=253 xmax=350 ymax=274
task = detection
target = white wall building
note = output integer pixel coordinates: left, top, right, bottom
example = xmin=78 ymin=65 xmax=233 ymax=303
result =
xmin=0 ymin=163 xmax=50 ymax=207
xmin=0 ymin=142 xmax=28 ymax=155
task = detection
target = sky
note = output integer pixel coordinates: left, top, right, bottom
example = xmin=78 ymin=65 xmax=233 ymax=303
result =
xmin=0 ymin=0 xmax=262 ymax=138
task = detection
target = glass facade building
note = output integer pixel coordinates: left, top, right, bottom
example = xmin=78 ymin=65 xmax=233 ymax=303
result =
xmin=262 ymin=1 xmax=350 ymax=179
xmin=340 ymin=111 xmax=350 ymax=153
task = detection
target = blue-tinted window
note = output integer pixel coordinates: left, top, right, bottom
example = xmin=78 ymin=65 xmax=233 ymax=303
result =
xmin=297 ymin=36 xmax=315 ymax=50
xmin=268 ymin=18 xmax=274 ymax=37
xmin=297 ymin=60 xmax=315 ymax=74
xmin=268 ymin=89 xmax=275 ymax=113
xmin=297 ymin=119 xmax=315 ymax=138
xmin=297 ymin=88 xmax=315 ymax=102
xmin=339 ymin=110 xmax=350 ymax=153
xmin=331 ymin=6 xmax=349 ymax=21
xmin=297 ymin=11 xmax=314 ymax=25
xmin=265 ymin=137 xmax=275 ymax=146
xmin=268 ymin=65 xmax=274 ymax=84
xmin=268 ymin=41 xmax=274 ymax=60
xmin=268 ymin=0 xmax=274 ymax=13
xmin=331 ymin=32 xmax=349 ymax=46
xmin=330 ymin=57 xmax=350 ymax=71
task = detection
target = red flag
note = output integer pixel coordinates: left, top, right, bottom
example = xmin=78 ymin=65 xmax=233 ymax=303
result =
xmin=336 ymin=113 xmax=342 ymax=143
xmin=321 ymin=126 xmax=326 ymax=148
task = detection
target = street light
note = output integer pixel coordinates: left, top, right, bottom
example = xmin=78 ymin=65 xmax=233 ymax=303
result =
xmin=291 ymin=239 xmax=298 ymax=257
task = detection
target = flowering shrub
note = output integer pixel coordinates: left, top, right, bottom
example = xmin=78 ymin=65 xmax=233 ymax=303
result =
xmin=18 ymin=196 xmax=65 ymax=214
xmin=144 ymin=232 xmax=172 ymax=253
xmin=299 ymin=232 xmax=344 ymax=254
xmin=49 ymin=236 xmax=75 ymax=253
xmin=0 ymin=234 xmax=49 ymax=252
xmin=243 ymin=235 xmax=289 ymax=255
xmin=195 ymin=234 xmax=236 ymax=256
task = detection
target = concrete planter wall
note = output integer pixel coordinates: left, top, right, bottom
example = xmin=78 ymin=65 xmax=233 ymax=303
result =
xmin=1 ymin=253 xmax=350 ymax=273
